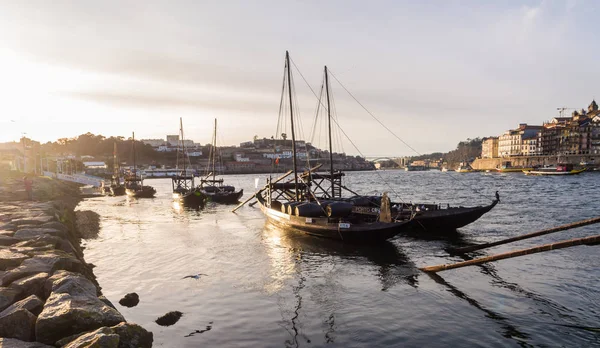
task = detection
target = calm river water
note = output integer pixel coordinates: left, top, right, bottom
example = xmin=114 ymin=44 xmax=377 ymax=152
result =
xmin=77 ymin=170 xmax=600 ymax=347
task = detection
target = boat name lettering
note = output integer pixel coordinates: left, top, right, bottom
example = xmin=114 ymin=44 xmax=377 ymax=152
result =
xmin=339 ymin=223 xmax=351 ymax=229
xmin=351 ymin=206 xmax=380 ymax=215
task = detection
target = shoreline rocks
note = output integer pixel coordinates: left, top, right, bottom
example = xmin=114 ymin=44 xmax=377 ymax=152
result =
xmin=0 ymin=176 xmax=152 ymax=347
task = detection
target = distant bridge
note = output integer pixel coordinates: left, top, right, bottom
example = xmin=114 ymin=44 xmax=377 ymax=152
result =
xmin=364 ymin=156 xmax=410 ymax=165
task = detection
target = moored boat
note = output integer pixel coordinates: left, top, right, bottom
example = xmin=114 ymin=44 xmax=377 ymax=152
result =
xmin=172 ymin=118 xmax=206 ymax=206
xmin=523 ymin=164 xmax=586 ymax=176
xmin=240 ymin=53 xmax=414 ymax=243
xmin=198 ymin=119 xmax=243 ymax=204
xmin=125 ymin=132 xmax=156 ymax=198
xmin=109 ymin=142 xmax=126 ymax=196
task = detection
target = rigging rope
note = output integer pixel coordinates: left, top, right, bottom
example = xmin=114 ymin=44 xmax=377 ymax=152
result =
xmin=326 ymin=68 xmax=493 ymax=203
xmin=289 ymin=58 xmax=407 ymax=204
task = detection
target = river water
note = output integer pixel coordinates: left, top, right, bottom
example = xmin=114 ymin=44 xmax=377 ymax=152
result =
xmin=77 ymin=170 xmax=600 ymax=347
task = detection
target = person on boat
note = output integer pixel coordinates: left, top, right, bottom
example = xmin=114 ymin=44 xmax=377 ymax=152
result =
xmin=23 ymin=175 xmax=33 ymax=200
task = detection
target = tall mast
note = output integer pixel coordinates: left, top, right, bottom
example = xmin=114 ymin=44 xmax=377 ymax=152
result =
xmin=180 ymin=117 xmax=186 ymax=176
xmin=113 ymin=142 xmax=118 ymax=179
xmin=325 ymin=66 xmax=334 ymax=197
xmin=286 ymin=51 xmax=299 ymax=200
xmin=212 ymin=118 xmax=217 ymax=183
xmin=132 ymin=132 xmax=136 ymax=177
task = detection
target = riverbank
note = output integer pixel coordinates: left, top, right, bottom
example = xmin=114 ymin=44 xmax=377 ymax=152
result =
xmin=0 ymin=171 xmax=152 ymax=347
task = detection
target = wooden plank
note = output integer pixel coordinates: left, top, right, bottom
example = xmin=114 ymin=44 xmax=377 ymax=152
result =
xmin=449 ymin=216 xmax=600 ymax=254
xmin=420 ymin=234 xmax=600 ymax=273
xmin=231 ymin=170 xmax=293 ymax=213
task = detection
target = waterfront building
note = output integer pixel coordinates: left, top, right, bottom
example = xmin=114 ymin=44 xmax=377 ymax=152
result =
xmin=498 ymin=124 xmax=542 ymax=157
xmin=481 ymin=137 xmax=498 ymax=158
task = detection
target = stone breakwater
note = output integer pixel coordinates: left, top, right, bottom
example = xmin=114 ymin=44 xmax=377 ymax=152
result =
xmin=0 ymin=176 xmax=152 ymax=347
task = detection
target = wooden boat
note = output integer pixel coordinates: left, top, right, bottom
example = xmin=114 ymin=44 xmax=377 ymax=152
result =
xmin=109 ymin=142 xmax=126 ymax=196
xmin=198 ymin=119 xmax=243 ymax=204
xmin=171 ymin=118 xmax=206 ymax=206
xmin=242 ymin=54 xmax=414 ymax=243
xmin=124 ymin=132 xmax=156 ymax=198
xmin=523 ymin=164 xmax=586 ymax=176
xmin=394 ymin=198 xmax=499 ymax=232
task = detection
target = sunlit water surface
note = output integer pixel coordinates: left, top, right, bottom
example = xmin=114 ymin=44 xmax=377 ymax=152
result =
xmin=78 ymin=171 xmax=600 ymax=347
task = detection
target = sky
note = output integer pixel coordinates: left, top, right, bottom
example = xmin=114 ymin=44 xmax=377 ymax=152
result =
xmin=0 ymin=0 xmax=598 ymax=157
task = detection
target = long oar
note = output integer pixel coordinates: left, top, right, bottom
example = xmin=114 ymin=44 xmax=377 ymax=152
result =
xmin=231 ymin=170 xmax=293 ymax=213
xmin=421 ymin=234 xmax=600 ymax=273
xmin=449 ymin=216 xmax=600 ymax=254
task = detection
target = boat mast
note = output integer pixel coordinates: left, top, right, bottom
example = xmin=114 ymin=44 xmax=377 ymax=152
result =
xmin=180 ymin=117 xmax=186 ymax=177
xmin=132 ymin=132 xmax=136 ymax=179
xmin=212 ymin=118 xmax=217 ymax=183
xmin=325 ymin=66 xmax=334 ymax=198
xmin=286 ymin=51 xmax=299 ymax=200
xmin=113 ymin=142 xmax=120 ymax=183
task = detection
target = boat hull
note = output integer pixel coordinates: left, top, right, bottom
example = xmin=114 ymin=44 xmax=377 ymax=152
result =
xmin=110 ymin=186 xmax=126 ymax=196
xmin=523 ymin=169 xmax=586 ymax=176
xmin=258 ymin=198 xmax=412 ymax=243
xmin=202 ymin=189 xmax=244 ymax=204
xmin=408 ymin=201 xmax=498 ymax=231
xmin=126 ymin=186 xmax=156 ymax=198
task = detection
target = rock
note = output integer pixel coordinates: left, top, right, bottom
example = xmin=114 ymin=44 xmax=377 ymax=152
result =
xmin=75 ymin=211 xmax=101 ymax=239
xmin=38 ymin=221 xmax=68 ymax=234
xmin=13 ymin=235 xmax=60 ymax=249
xmin=0 ymin=230 xmax=16 ymax=237
xmin=0 ymin=307 xmax=37 ymax=341
xmin=118 ymin=293 xmax=139 ymax=308
xmin=44 ymin=271 xmax=97 ymax=299
xmin=0 ymin=338 xmax=54 ymax=347
xmin=35 ymin=274 xmax=124 ymax=344
xmin=0 ymin=250 xmax=29 ymax=271
xmin=0 ymin=235 xmax=19 ymax=246
xmin=3 ymin=253 xmax=82 ymax=286
xmin=0 ymin=295 xmax=44 ymax=317
xmin=155 ymin=311 xmax=183 ymax=326
xmin=57 ymin=239 xmax=79 ymax=257
xmin=111 ymin=322 xmax=153 ymax=348
xmin=62 ymin=327 xmax=120 ymax=348
xmin=0 ymin=223 xmax=17 ymax=231
xmin=13 ymin=228 xmax=66 ymax=241
xmin=99 ymin=296 xmax=117 ymax=310
xmin=9 ymin=273 xmax=49 ymax=300
xmin=0 ymin=287 xmax=22 ymax=312
xmin=11 ymin=216 xmax=55 ymax=226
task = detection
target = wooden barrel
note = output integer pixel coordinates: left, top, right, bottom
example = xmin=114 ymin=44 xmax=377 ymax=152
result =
xmin=294 ymin=203 xmax=324 ymax=217
xmin=287 ymin=202 xmax=304 ymax=215
xmin=326 ymin=202 xmax=354 ymax=218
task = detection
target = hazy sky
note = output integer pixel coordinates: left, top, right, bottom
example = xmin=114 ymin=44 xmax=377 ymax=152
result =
xmin=0 ymin=0 xmax=598 ymax=156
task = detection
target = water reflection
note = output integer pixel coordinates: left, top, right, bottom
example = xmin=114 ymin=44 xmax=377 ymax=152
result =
xmin=261 ymin=222 xmax=419 ymax=347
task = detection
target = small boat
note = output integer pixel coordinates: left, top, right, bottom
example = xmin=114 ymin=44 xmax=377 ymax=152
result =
xmin=198 ymin=119 xmax=243 ymax=204
xmin=405 ymin=165 xmax=429 ymax=171
xmin=249 ymin=54 xmax=414 ymax=243
xmin=109 ymin=142 xmax=126 ymax=196
xmin=441 ymin=167 xmax=453 ymax=172
xmin=455 ymin=162 xmax=474 ymax=173
xmin=172 ymin=118 xmax=206 ymax=206
xmin=523 ymin=164 xmax=586 ymax=176
xmin=125 ymin=132 xmax=156 ymax=198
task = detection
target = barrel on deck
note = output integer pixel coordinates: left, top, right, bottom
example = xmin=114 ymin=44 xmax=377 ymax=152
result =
xmin=294 ymin=203 xmax=325 ymax=217
xmin=326 ymin=202 xmax=354 ymax=218
xmin=287 ymin=202 xmax=304 ymax=215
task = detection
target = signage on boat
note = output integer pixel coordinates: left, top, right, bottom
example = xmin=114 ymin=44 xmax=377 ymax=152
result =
xmin=351 ymin=206 xmax=380 ymax=215
xmin=305 ymin=218 xmax=315 ymax=223
xmin=338 ymin=222 xmax=351 ymax=229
